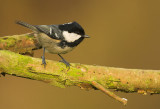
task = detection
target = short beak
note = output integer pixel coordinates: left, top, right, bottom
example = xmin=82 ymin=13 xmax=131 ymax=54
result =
xmin=84 ymin=35 xmax=90 ymax=38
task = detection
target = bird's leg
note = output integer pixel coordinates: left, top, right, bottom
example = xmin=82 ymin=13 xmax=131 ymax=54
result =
xmin=41 ymin=47 xmax=46 ymax=68
xmin=58 ymin=54 xmax=70 ymax=67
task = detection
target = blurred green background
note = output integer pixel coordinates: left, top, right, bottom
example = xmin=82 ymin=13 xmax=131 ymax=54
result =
xmin=0 ymin=0 xmax=160 ymax=109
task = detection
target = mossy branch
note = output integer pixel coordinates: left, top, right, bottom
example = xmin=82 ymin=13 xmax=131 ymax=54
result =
xmin=1 ymin=33 xmax=160 ymax=105
xmin=0 ymin=33 xmax=41 ymax=56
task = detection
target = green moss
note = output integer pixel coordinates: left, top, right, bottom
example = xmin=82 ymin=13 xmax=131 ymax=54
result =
xmin=0 ymin=51 xmax=64 ymax=87
xmin=17 ymin=54 xmax=33 ymax=66
xmin=56 ymin=62 xmax=85 ymax=77
xmin=25 ymin=34 xmax=34 ymax=39
xmin=0 ymin=50 xmax=33 ymax=74
xmin=116 ymin=82 xmax=135 ymax=92
xmin=105 ymin=76 xmax=120 ymax=88
xmin=64 ymin=79 xmax=74 ymax=86
xmin=128 ymin=86 xmax=135 ymax=92
xmin=145 ymin=79 xmax=152 ymax=88
xmin=0 ymin=34 xmax=36 ymax=50
xmin=6 ymin=37 xmax=16 ymax=47
xmin=0 ymin=37 xmax=16 ymax=48
xmin=56 ymin=62 xmax=67 ymax=71
xmin=67 ymin=68 xmax=84 ymax=77
xmin=50 ymin=80 xmax=66 ymax=88
xmin=106 ymin=81 xmax=116 ymax=88
xmin=0 ymin=51 xmax=84 ymax=89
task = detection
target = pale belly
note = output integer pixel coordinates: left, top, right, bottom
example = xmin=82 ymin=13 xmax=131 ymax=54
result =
xmin=45 ymin=45 xmax=74 ymax=54
xmin=36 ymin=33 xmax=74 ymax=54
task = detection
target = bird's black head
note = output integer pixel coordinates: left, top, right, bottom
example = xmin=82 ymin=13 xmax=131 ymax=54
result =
xmin=58 ymin=21 xmax=89 ymax=47
xmin=58 ymin=21 xmax=85 ymax=36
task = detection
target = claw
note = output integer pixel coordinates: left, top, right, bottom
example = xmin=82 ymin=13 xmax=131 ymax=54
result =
xmin=58 ymin=54 xmax=70 ymax=68
xmin=59 ymin=59 xmax=70 ymax=68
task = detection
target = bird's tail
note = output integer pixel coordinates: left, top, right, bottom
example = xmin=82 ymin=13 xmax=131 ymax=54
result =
xmin=16 ymin=20 xmax=38 ymax=31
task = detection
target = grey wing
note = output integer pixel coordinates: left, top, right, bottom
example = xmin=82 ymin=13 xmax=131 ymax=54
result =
xmin=35 ymin=25 xmax=64 ymax=40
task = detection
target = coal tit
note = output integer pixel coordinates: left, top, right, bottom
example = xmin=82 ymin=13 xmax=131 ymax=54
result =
xmin=16 ymin=21 xmax=89 ymax=67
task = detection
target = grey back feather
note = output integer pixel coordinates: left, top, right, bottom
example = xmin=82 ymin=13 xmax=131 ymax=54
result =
xmin=16 ymin=21 xmax=63 ymax=40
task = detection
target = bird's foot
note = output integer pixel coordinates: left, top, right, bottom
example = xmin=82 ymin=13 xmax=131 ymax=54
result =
xmin=41 ymin=56 xmax=46 ymax=68
xmin=59 ymin=59 xmax=70 ymax=68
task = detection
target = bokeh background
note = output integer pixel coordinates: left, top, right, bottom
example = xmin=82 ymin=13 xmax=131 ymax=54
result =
xmin=0 ymin=0 xmax=160 ymax=109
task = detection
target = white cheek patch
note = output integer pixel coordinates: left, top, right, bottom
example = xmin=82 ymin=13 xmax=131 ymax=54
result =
xmin=63 ymin=31 xmax=81 ymax=42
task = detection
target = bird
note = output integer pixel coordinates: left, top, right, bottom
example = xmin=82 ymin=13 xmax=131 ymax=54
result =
xmin=16 ymin=21 xmax=89 ymax=68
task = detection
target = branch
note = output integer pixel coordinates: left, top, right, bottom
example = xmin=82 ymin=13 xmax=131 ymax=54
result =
xmin=1 ymin=33 xmax=160 ymax=105
xmin=91 ymin=81 xmax=127 ymax=105
xmin=0 ymin=33 xmax=41 ymax=56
